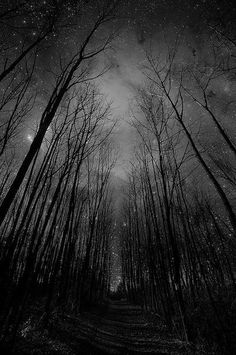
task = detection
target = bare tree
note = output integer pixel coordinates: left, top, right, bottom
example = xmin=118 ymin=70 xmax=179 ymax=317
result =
xmin=0 ymin=0 xmax=119 ymax=227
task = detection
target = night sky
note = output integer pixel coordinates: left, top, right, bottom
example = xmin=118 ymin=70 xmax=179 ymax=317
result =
xmin=2 ymin=0 xmax=235 ymax=177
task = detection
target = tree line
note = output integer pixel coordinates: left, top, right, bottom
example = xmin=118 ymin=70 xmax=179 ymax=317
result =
xmin=0 ymin=0 xmax=119 ymax=347
xmin=121 ymin=16 xmax=236 ymax=353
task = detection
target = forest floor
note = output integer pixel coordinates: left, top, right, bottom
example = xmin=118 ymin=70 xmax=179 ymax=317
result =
xmin=4 ymin=299 xmax=214 ymax=354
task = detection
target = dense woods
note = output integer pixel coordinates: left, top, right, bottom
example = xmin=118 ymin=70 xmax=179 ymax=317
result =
xmin=121 ymin=12 xmax=236 ymax=353
xmin=0 ymin=0 xmax=118 ymax=350
xmin=0 ymin=0 xmax=236 ymax=354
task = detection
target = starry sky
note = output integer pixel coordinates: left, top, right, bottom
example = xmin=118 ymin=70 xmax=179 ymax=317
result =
xmin=95 ymin=0 xmax=236 ymax=180
xmin=2 ymin=0 xmax=235 ymax=180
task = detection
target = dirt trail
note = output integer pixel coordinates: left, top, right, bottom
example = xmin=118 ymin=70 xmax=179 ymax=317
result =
xmin=52 ymin=299 xmax=190 ymax=354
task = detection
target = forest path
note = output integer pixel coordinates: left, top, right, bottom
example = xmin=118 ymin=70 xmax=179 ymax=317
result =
xmin=52 ymin=299 xmax=190 ymax=354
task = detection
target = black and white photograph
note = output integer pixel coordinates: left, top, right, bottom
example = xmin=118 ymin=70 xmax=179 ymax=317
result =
xmin=0 ymin=1 xmax=235 ymax=353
